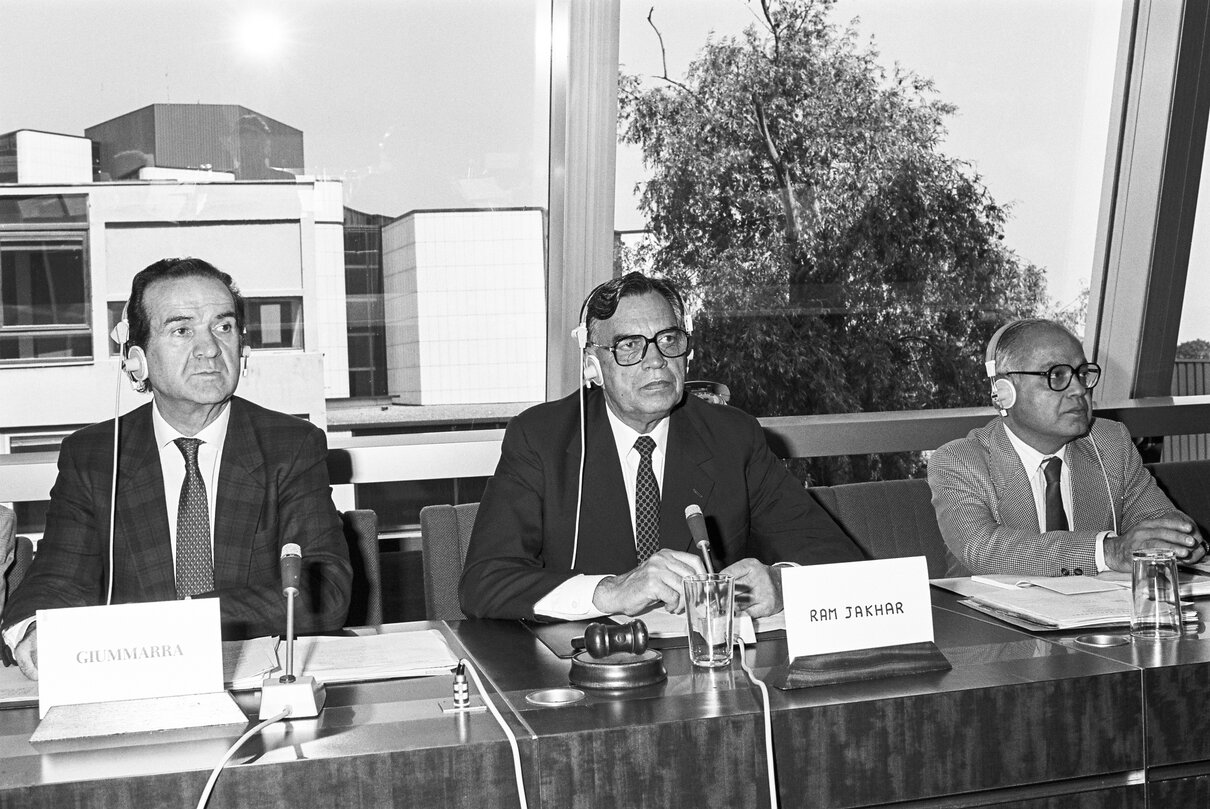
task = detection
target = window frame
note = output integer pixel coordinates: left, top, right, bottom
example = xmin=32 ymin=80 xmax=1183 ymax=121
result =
xmin=0 ymin=228 xmax=92 ymax=366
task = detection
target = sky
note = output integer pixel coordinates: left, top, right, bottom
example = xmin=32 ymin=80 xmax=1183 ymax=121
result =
xmin=4 ymin=0 xmax=1206 ymax=341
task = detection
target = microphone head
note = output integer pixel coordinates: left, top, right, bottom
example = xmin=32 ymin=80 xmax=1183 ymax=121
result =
xmin=280 ymin=543 xmax=302 ymax=597
xmin=684 ymin=504 xmax=702 ymax=519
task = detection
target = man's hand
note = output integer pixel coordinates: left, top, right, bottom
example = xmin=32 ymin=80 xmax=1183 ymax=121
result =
xmin=1104 ymin=514 xmax=1205 ymax=572
xmin=592 ymin=550 xmax=706 ymax=616
xmin=721 ymin=558 xmax=782 ymax=618
xmin=14 ymin=626 xmax=38 ymax=681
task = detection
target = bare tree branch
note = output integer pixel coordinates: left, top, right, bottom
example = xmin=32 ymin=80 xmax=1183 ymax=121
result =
xmin=646 ymin=8 xmax=705 ymax=104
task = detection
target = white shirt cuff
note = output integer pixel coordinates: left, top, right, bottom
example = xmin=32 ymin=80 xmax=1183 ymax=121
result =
xmin=533 ymin=575 xmax=610 ymax=621
xmin=2 ymin=616 xmax=35 ymax=653
xmin=1095 ymin=531 xmax=1113 ymax=573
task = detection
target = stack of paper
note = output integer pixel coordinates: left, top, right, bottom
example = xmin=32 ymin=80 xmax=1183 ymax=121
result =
xmin=224 ymin=629 xmax=459 ymax=690
xmin=963 ymin=586 xmax=1133 ymax=630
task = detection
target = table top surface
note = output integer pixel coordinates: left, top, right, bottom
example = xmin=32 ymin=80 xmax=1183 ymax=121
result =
xmin=0 ymin=589 xmax=1203 ymax=799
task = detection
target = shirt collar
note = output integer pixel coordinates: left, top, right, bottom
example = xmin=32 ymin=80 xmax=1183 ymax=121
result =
xmin=1003 ymin=422 xmax=1068 ymax=472
xmin=604 ymin=403 xmax=671 ymax=459
xmin=151 ymin=399 xmax=232 ymax=450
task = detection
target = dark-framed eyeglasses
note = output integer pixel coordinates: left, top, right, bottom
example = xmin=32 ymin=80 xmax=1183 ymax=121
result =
xmin=1003 ymin=362 xmax=1101 ymax=392
xmin=588 ymin=327 xmax=691 ymax=367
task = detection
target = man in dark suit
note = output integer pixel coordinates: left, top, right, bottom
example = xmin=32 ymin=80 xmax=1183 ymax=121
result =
xmin=459 ymin=272 xmax=861 ymax=621
xmin=3 ymin=257 xmax=351 ymax=679
xmin=929 ymin=318 xmax=1204 ymax=576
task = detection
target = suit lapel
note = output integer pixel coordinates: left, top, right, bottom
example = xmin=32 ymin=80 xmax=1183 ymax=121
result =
xmin=661 ymin=402 xmax=715 ymax=552
xmin=1070 ymin=432 xmax=1110 ymax=531
xmin=989 ymin=421 xmax=1042 ymax=532
xmin=571 ymin=392 xmax=640 ymax=572
xmin=214 ymin=399 xmax=266 ymax=586
xmin=116 ymin=405 xmax=176 ymax=601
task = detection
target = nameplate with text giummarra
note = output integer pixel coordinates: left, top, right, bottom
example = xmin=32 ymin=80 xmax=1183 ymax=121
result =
xmin=31 ymin=598 xmax=244 ymax=741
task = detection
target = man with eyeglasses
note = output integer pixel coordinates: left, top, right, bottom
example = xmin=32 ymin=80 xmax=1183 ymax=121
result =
xmin=929 ymin=318 xmax=1204 ymax=576
xmin=460 ymin=272 xmax=861 ymax=620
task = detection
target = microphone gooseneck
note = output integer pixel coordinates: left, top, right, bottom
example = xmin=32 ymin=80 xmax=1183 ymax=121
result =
xmin=685 ymin=504 xmax=714 ymax=575
xmin=279 ymin=544 xmax=302 ymax=681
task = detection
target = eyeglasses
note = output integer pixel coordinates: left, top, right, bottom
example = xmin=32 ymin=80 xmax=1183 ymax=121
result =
xmin=588 ymin=327 xmax=691 ymax=366
xmin=1003 ymin=362 xmax=1102 ymax=392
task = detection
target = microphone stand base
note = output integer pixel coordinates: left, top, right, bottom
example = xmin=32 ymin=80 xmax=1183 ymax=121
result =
xmin=258 ymin=675 xmax=326 ymax=719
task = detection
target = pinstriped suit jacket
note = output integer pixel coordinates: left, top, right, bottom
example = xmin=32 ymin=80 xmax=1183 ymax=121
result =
xmin=3 ymin=397 xmax=352 ymax=640
xmin=928 ymin=417 xmax=1178 ymax=576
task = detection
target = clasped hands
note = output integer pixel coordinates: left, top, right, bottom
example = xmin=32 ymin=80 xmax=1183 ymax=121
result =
xmin=591 ymin=549 xmax=782 ymax=618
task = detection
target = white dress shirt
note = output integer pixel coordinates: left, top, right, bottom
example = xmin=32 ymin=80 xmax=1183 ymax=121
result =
xmin=152 ymin=400 xmax=230 ymax=562
xmin=532 ymin=408 xmax=671 ymax=620
xmin=1003 ymin=425 xmax=1110 ymax=572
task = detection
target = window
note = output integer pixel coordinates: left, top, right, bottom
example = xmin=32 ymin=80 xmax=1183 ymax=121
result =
xmin=616 ymin=0 xmax=1123 ymax=482
xmin=0 ymin=235 xmax=90 ymax=363
xmin=245 ymin=297 xmax=302 ymax=350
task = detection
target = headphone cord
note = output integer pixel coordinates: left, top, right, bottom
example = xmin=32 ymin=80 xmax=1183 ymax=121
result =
xmin=571 ymin=369 xmax=586 ymax=570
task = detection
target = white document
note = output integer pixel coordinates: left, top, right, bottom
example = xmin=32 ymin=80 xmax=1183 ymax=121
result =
xmin=224 ymin=636 xmax=279 ymax=690
xmin=970 ymin=574 xmax=1124 ymax=595
xmin=288 ymin=629 xmax=458 ymax=684
xmin=37 ymin=599 xmax=224 ymax=718
xmin=782 ymin=556 xmax=934 ymax=659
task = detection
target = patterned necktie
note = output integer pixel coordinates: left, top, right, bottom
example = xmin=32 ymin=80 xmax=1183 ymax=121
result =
xmin=634 ymin=435 xmax=661 ymax=562
xmin=1042 ymin=456 xmax=1069 ymax=532
xmin=175 ymin=437 xmax=214 ymax=597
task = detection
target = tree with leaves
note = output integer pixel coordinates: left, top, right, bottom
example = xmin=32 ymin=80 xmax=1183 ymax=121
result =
xmin=619 ymin=0 xmax=1048 ymax=483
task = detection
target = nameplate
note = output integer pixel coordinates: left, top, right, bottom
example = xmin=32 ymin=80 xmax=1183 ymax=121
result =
xmin=37 ymin=598 xmax=224 ymax=718
xmin=781 ymin=556 xmax=933 ymax=658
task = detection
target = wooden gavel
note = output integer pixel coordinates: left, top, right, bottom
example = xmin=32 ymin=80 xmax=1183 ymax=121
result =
xmin=584 ymin=619 xmax=649 ymax=658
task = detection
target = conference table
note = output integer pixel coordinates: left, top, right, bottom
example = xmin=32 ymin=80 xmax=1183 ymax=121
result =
xmin=2 ymin=591 xmax=1208 ymax=809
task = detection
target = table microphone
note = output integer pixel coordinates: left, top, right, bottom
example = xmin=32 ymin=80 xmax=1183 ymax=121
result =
xmin=259 ymin=544 xmax=326 ymax=719
xmin=280 ymin=543 xmax=302 ymax=598
xmin=685 ymin=504 xmax=715 ymax=575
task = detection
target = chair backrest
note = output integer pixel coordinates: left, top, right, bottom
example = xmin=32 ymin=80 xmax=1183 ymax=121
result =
xmin=419 ymin=503 xmax=480 ymax=621
xmin=1146 ymin=459 xmax=1210 ymax=538
xmin=341 ymin=509 xmax=383 ymax=627
xmin=0 ymin=505 xmax=15 ymax=620
xmin=809 ymin=478 xmax=950 ymax=578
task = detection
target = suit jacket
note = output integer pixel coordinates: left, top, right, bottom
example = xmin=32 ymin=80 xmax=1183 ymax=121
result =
xmin=459 ymin=388 xmax=862 ymax=619
xmin=3 ymin=397 xmax=352 ymax=640
xmin=929 ymin=417 xmax=1178 ymax=576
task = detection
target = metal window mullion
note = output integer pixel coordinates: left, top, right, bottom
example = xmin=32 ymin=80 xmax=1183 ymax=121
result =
xmin=1092 ymin=0 xmax=1210 ymax=400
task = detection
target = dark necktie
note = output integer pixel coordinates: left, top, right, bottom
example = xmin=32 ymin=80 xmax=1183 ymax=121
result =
xmin=634 ymin=435 xmax=661 ymax=562
xmin=175 ymin=437 xmax=215 ymax=597
xmin=1043 ymin=456 xmax=1069 ymax=532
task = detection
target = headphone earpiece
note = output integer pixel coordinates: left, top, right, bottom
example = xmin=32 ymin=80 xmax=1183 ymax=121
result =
xmin=582 ymin=353 xmax=602 ymax=387
xmin=571 ymin=323 xmax=588 ymax=350
xmin=991 ymin=377 xmax=1016 ymax=413
xmin=124 ymin=345 xmax=149 ymax=384
xmin=241 ymin=344 xmax=251 ymax=377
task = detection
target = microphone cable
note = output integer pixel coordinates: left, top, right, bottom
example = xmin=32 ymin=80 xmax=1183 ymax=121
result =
xmin=461 ymin=656 xmax=530 ymax=809
xmin=195 ymin=708 xmax=289 ymax=809
xmin=735 ymin=634 xmax=780 ymax=809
